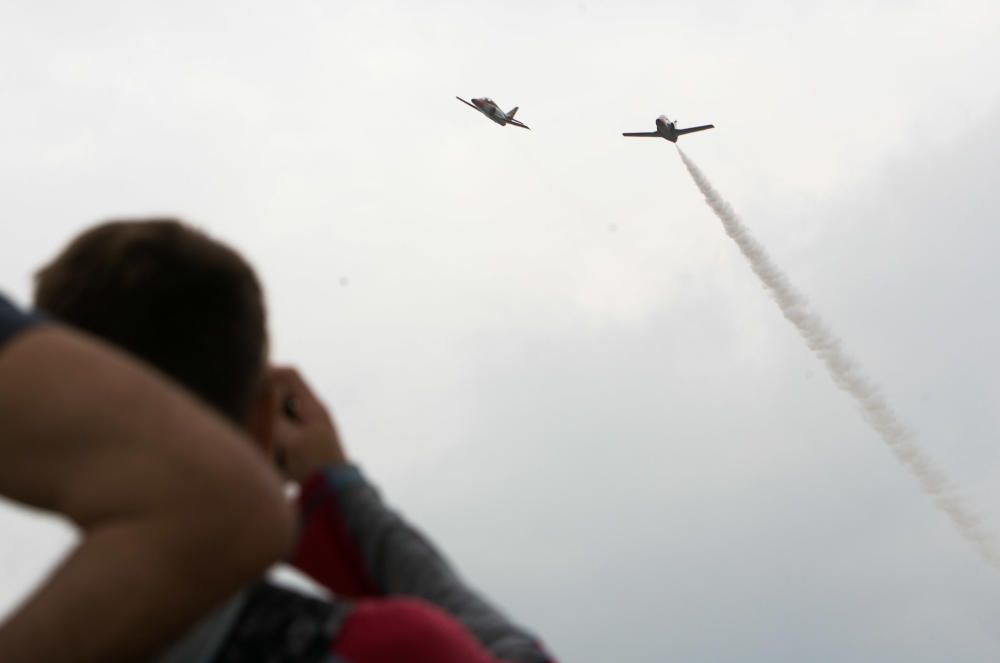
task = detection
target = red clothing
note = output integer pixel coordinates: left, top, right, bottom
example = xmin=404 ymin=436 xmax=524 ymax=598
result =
xmin=336 ymin=598 xmax=498 ymax=663
xmin=294 ymin=470 xmax=378 ymax=599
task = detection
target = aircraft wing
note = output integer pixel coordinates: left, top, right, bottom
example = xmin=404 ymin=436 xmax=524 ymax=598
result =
xmin=506 ymin=118 xmax=531 ymax=130
xmin=622 ymin=132 xmax=661 ymax=138
xmin=456 ymin=96 xmax=479 ymax=110
xmin=675 ymin=124 xmax=714 ymax=136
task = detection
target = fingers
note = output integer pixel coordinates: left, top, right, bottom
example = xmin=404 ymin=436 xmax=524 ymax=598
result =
xmin=269 ymin=413 xmax=309 ymax=481
xmin=267 ymin=366 xmax=329 ymax=425
xmin=273 ymin=446 xmax=288 ymax=474
xmin=264 ymin=365 xmax=348 ymax=482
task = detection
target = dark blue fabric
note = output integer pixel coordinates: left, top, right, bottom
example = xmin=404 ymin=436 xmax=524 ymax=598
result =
xmin=0 ymin=294 xmax=38 ymax=351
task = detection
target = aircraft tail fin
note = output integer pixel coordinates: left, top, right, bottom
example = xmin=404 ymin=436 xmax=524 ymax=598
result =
xmin=505 ymin=106 xmax=519 ymax=120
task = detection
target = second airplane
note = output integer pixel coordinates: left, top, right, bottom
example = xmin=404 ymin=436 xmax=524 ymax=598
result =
xmin=622 ymin=115 xmax=714 ymax=142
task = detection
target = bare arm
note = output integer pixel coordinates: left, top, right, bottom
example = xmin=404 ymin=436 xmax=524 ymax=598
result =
xmin=0 ymin=327 xmax=295 ymax=662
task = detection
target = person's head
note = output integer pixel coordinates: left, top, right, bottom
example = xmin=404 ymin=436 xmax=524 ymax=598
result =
xmin=34 ymin=219 xmax=276 ymax=450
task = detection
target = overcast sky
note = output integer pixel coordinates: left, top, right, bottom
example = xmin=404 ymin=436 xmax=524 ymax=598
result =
xmin=2 ymin=1 xmax=1000 ymax=660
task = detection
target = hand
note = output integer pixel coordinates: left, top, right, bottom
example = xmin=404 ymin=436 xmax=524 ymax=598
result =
xmin=267 ymin=366 xmax=348 ymax=483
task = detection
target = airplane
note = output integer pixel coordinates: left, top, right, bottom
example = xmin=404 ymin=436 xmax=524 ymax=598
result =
xmin=622 ymin=115 xmax=714 ymax=142
xmin=456 ymin=96 xmax=530 ymax=130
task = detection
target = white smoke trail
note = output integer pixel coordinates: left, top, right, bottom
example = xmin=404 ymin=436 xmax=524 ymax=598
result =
xmin=676 ymin=147 xmax=1000 ymax=570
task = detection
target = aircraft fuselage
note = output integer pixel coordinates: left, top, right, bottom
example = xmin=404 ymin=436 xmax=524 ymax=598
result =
xmin=471 ymin=98 xmax=509 ymax=125
xmin=655 ymin=115 xmax=681 ymax=142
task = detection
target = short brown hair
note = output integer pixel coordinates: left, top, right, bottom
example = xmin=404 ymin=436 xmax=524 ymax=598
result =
xmin=35 ymin=219 xmax=267 ymax=422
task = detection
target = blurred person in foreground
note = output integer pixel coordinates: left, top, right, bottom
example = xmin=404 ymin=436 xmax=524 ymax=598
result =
xmin=34 ymin=219 xmax=555 ymax=663
xmin=0 ymin=294 xmax=294 ymax=662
